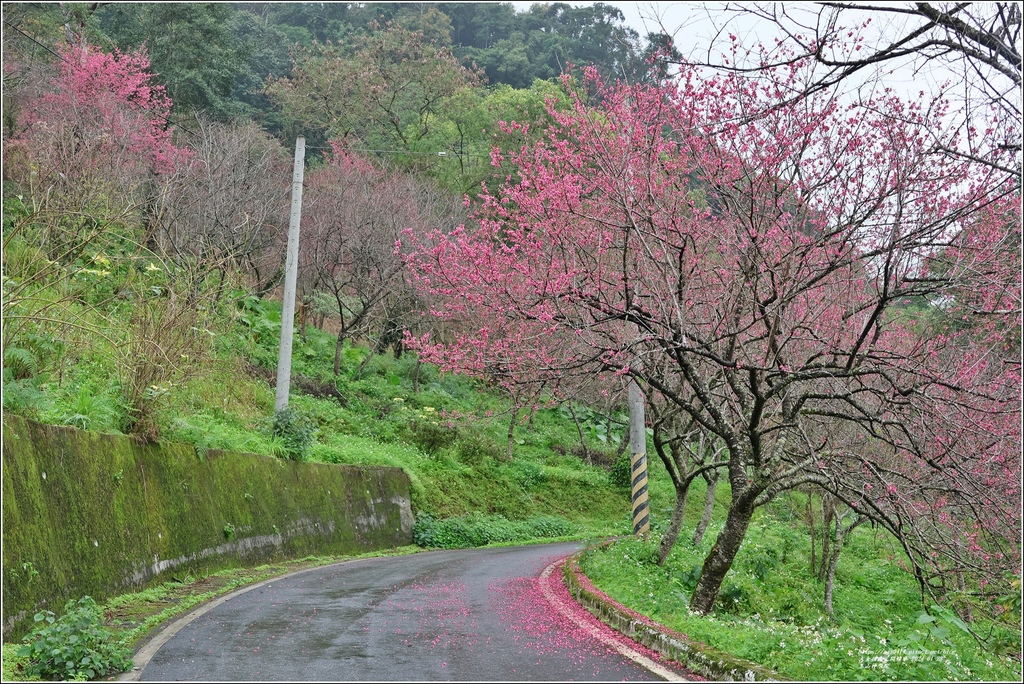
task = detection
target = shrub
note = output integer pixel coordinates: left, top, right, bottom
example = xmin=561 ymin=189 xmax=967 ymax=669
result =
xmin=60 ymin=385 xmax=121 ymax=432
xmin=3 ymin=346 xmax=38 ymax=380
xmin=18 ymin=596 xmax=132 ymax=681
xmin=269 ymin=408 xmax=316 ymax=461
xmin=609 ymin=451 xmax=632 ymax=490
xmin=412 ymin=512 xmax=576 ymax=548
xmin=455 ymin=430 xmax=503 ymax=463
xmin=403 ymin=419 xmax=457 ymax=455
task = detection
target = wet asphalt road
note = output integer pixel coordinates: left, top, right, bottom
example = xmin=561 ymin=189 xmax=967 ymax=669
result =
xmin=137 ymin=542 xmax=671 ymax=681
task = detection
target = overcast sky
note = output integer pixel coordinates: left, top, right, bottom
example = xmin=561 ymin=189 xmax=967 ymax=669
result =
xmin=510 ymin=1 xmax=964 ymax=101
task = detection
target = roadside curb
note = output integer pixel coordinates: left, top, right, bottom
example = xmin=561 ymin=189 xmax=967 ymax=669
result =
xmin=562 ymin=549 xmax=785 ymax=682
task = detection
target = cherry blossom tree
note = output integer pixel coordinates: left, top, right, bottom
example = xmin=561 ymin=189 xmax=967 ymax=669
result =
xmin=4 ymin=43 xmax=180 ymax=210
xmin=299 ymin=142 xmax=458 ymax=376
xmin=149 ymin=117 xmax=290 ymax=300
xmin=667 ymin=2 xmax=1021 ymax=179
xmin=405 ymin=59 xmax=1020 ymax=614
xmin=3 ymin=42 xmax=187 ymax=342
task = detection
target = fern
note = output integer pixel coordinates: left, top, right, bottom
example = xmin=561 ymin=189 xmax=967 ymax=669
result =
xmin=3 ymin=346 xmax=38 ymax=380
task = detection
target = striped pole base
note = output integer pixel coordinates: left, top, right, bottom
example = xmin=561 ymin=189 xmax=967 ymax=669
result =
xmin=631 ymin=450 xmax=650 ymax=536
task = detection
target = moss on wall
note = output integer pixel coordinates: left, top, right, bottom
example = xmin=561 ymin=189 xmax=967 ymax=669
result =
xmin=1 ymin=415 xmax=413 ymax=639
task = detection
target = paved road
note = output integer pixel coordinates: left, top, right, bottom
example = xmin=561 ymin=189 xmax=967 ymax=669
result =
xmin=135 ymin=542 xmax=685 ymax=681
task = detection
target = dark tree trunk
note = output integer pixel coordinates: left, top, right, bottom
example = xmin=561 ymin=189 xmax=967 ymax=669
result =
xmin=692 ymin=469 xmax=719 ymax=545
xmin=355 ymin=347 xmax=375 ymax=379
xmin=616 ymin=432 xmax=629 ymax=457
xmin=689 ymin=496 xmax=756 ymax=614
xmin=334 ymin=333 xmax=345 ymax=376
xmin=825 ymin=508 xmax=866 ymax=619
xmin=818 ymin=495 xmax=834 ymax=582
xmin=568 ymin=403 xmax=589 ymax=463
xmin=658 ymin=481 xmax=689 ymax=565
xmin=506 ymin=407 xmax=518 ymax=461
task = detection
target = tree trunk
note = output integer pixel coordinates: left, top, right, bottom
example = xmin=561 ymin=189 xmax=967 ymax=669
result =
xmin=334 ymin=333 xmax=344 ymax=376
xmin=690 ymin=497 xmax=755 ymax=614
xmin=825 ymin=507 xmax=866 ymax=619
xmin=818 ymin=494 xmax=834 ymax=582
xmin=412 ymin=357 xmax=421 ymax=393
xmin=568 ymin=403 xmax=589 ymax=463
xmin=616 ymin=431 xmax=629 ymax=457
xmin=658 ymin=481 xmax=690 ymax=565
xmin=692 ymin=469 xmax=719 ymax=545
xmin=506 ymin=407 xmax=518 ymax=461
xmin=355 ymin=347 xmax=374 ymax=379
xmin=824 ymin=514 xmax=843 ymax=619
xmin=807 ymin=492 xmax=817 ymax=576
xmin=212 ymin=266 xmax=227 ymax=310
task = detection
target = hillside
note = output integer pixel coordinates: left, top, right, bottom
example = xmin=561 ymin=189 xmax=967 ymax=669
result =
xmin=2 ymin=3 xmax=1020 ymax=681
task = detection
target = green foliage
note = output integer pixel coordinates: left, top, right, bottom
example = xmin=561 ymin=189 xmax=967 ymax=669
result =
xmin=59 ymin=385 xmax=121 ymax=432
xmin=9 ymin=561 xmax=41 ymax=585
xmin=269 ymin=408 xmax=316 ymax=461
xmin=509 ymin=461 xmax=547 ymax=490
xmin=233 ymin=293 xmax=281 ymax=348
xmin=455 ymin=429 xmax=503 ymax=464
xmin=222 ymin=523 xmax=235 ymax=540
xmin=96 ymin=3 xmax=253 ymax=120
xmin=579 ymin=514 xmax=1022 ymax=682
xmin=2 ymin=341 xmax=55 ymax=421
xmin=412 ymin=512 xmax=575 ymax=549
xmin=3 ymin=347 xmax=38 ymax=380
xmin=1 ymin=375 xmax=48 ymax=417
xmin=402 ymin=419 xmax=457 ymax=455
xmin=608 ymin=451 xmax=632 ymax=490
xmin=17 ymin=597 xmax=132 ymax=681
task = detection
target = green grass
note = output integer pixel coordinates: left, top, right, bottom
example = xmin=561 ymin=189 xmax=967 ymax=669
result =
xmin=578 ymin=485 xmax=1022 ymax=682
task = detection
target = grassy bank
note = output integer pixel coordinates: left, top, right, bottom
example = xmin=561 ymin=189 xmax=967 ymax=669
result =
xmin=578 ymin=472 xmax=1022 ymax=681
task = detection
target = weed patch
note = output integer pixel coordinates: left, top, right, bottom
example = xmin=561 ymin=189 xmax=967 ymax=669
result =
xmin=412 ymin=512 xmax=576 ymax=548
xmin=17 ymin=597 xmax=132 ymax=681
xmin=578 ymin=526 xmax=1022 ymax=681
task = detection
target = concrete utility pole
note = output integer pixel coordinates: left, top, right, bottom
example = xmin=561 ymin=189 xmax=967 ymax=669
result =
xmin=275 ymin=136 xmax=305 ymax=412
xmin=628 ymin=374 xmax=650 ymax=536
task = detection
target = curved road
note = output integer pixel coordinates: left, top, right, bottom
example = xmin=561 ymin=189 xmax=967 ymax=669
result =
xmin=132 ymin=542 xmax=688 ymax=681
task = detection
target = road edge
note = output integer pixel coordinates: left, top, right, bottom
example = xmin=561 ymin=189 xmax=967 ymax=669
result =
xmin=539 ymin=558 xmax=690 ymax=681
xmin=115 ymin=554 xmax=398 ymax=681
xmin=561 ymin=549 xmax=786 ymax=682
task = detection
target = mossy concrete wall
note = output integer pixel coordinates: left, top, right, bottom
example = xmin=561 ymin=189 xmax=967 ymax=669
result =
xmin=1 ymin=415 xmax=413 ymax=639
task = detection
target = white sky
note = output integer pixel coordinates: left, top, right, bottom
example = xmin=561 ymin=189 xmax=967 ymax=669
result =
xmin=510 ymin=1 xmax=978 ymax=105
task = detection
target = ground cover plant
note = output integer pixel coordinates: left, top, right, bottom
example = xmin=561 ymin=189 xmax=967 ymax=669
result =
xmin=578 ymin=483 xmax=1023 ymax=682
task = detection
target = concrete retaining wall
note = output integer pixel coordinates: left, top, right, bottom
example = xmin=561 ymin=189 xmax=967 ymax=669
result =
xmin=2 ymin=415 xmax=413 ymax=639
